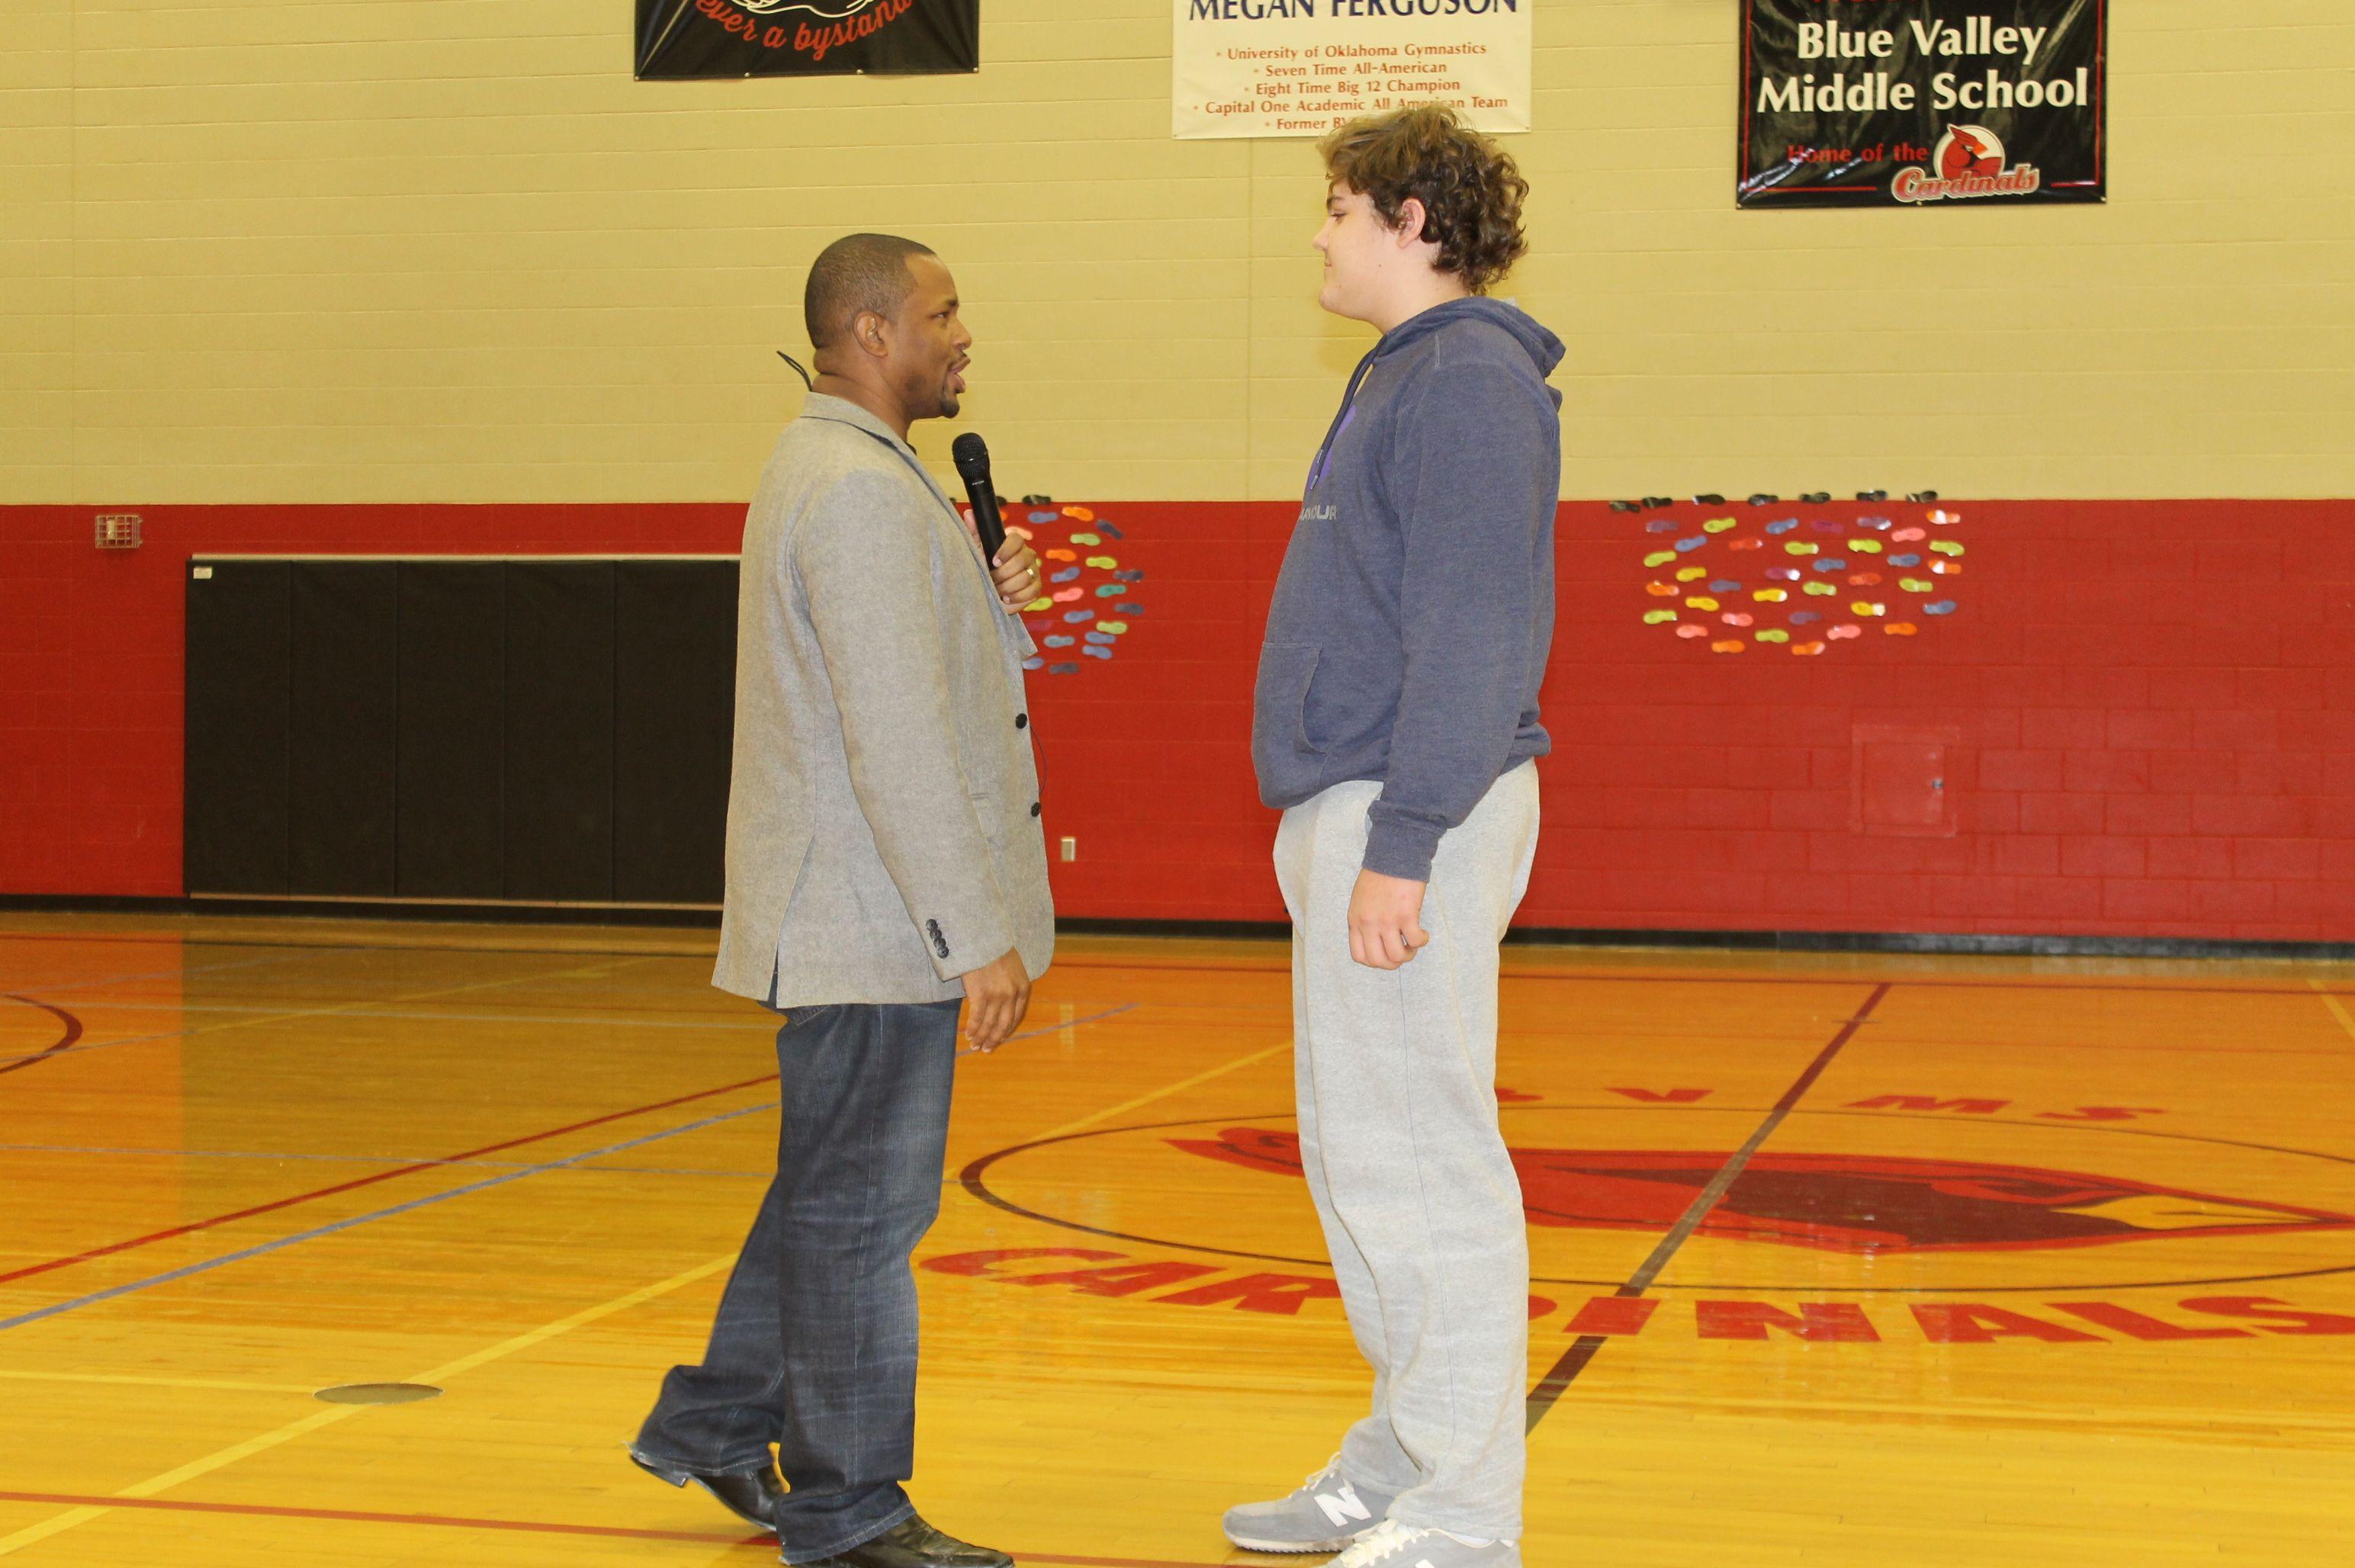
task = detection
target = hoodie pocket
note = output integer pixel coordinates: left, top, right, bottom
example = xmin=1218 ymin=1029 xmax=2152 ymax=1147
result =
xmin=1253 ymin=642 xmax=1325 ymax=759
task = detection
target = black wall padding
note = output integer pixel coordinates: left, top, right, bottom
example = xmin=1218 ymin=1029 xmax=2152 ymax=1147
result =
xmin=288 ymin=561 xmax=400 ymax=897
xmin=503 ymin=562 xmax=615 ymax=901
xmin=397 ymin=564 xmax=506 ymax=898
xmin=614 ymin=561 xmax=738 ymax=904
xmin=184 ymin=561 xmax=292 ymax=895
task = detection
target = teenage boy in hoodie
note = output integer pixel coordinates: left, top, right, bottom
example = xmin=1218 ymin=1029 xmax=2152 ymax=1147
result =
xmin=1224 ymin=108 xmax=1562 ymax=1568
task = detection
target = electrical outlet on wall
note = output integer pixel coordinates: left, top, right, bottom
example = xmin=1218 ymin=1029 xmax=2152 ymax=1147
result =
xmin=1060 ymin=837 xmax=1077 ymax=863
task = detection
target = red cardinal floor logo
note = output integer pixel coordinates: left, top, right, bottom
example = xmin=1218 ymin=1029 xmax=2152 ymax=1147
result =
xmin=1171 ymin=1128 xmax=2355 ymax=1256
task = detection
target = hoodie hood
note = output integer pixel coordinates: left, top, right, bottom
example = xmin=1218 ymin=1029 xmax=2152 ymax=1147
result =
xmin=1373 ymin=296 xmax=1565 ymax=383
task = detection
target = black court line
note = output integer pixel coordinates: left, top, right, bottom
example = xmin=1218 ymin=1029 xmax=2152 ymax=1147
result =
xmin=1522 ymin=981 xmax=1892 ymax=1432
xmin=0 ymin=995 xmax=83 ymax=1079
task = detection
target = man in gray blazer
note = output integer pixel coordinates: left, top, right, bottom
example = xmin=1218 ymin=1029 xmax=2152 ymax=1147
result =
xmin=630 ymin=233 xmax=1053 ymax=1568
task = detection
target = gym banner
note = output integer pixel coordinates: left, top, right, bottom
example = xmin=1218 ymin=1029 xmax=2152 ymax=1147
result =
xmin=1740 ymin=1 xmax=2105 ymax=208
xmin=635 ymin=0 xmax=980 ymax=80
xmin=1173 ymin=2 xmax=1532 ymax=142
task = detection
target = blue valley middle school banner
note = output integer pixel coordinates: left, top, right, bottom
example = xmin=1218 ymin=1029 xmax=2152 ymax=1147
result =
xmin=1740 ymin=0 xmax=2106 ymax=208
xmin=635 ymin=0 xmax=980 ymax=79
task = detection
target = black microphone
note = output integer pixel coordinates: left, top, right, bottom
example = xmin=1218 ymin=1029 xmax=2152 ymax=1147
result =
xmin=949 ymin=433 xmax=1007 ymax=568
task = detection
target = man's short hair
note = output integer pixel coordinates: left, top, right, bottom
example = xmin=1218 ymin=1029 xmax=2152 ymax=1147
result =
xmin=1320 ymin=107 xmax=1528 ymax=294
xmin=803 ymin=233 xmax=937 ymax=351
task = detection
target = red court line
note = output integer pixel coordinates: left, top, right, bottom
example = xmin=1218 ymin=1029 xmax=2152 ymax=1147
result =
xmin=0 ymin=995 xmax=83 ymax=1078
xmin=0 ymin=1072 xmax=780 ymax=1286
xmin=0 ymin=1490 xmax=1219 ymax=1566
xmin=1055 ymin=956 xmax=2355 ymax=999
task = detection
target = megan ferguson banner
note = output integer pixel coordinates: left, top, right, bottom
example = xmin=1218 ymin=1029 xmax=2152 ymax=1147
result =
xmin=1740 ymin=1 xmax=2106 ymax=207
xmin=1174 ymin=1 xmax=1531 ymax=141
xmin=635 ymin=0 xmax=980 ymax=79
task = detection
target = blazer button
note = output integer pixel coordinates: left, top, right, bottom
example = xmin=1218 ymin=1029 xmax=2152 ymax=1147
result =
xmin=1030 ymin=802 xmax=1042 ymax=818
xmin=1015 ymin=714 xmax=1028 ymax=729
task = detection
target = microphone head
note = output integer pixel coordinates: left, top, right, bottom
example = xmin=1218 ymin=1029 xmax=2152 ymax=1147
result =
xmin=950 ymin=432 xmax=991 ymax=481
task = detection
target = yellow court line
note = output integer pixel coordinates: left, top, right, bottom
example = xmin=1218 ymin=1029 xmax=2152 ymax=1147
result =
xmin=1033 ymin=1040 xmax=1292 ymax=1143
xmin=0 ymin=1370 xmax=315 ymax=1395
xmin=0 ymin=1251 xmax=738 ymax=1558
xmin=2312 ymin=979 xmax=2355 ymax=1044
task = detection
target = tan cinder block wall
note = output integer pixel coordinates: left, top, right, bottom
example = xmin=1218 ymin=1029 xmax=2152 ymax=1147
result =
xmin=2 ymin=1 xmax=2348 ymax=508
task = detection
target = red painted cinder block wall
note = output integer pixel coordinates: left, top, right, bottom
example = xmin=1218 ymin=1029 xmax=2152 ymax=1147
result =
xmin=4 ymin=498 xmax=2351 ymax=942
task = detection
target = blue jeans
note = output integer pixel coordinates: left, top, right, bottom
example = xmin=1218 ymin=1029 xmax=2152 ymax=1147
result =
xmin=632 ymin=999 xmax=961 ymax=1563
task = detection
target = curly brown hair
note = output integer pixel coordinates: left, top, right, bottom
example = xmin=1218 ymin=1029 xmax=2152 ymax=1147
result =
xmin=1320 ymin=105 xmax=1528 ymax=294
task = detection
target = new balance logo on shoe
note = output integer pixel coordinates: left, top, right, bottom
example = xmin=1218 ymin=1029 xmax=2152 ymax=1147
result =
xmin=1316 ymin=1483 xmax=1374 ymax=1529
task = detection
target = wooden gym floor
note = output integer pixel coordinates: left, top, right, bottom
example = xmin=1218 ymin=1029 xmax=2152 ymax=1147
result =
xmin=3 ymin=912 xmax=2353 ymax=1565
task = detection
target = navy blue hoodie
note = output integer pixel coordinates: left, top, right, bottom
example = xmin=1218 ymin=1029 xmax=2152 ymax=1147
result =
xmin=1251 ymin=297 xmax=1563 ymax=882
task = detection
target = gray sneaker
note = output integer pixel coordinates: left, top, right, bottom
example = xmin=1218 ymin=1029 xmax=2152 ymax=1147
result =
xmin=1329 ymin=1519 xmax=1521 ymax=1568
xmin=1222 ymin=1454 xmax=1393 ymax=1554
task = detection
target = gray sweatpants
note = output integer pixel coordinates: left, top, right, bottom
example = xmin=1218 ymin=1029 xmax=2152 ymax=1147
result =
xmin=1274 ymin=760 xmax=1540 ymax=1543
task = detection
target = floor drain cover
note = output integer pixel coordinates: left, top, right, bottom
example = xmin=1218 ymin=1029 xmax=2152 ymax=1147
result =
xmin=314 ymin=1382 xmax=443 ymax=1405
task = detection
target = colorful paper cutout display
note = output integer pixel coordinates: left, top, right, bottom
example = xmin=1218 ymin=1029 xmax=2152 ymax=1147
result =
xmin=1633 ymin=494 xmax=1960 ymax=656
xmin=1003 ymin=504 xmax=1145 ymax=676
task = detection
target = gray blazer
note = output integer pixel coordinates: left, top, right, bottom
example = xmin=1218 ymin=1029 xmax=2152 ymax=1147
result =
xmin=712 ymin=394 xmax=1054 ymax=1007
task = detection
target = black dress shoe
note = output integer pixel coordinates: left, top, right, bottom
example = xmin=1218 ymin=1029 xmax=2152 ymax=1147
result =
xmin=798 ymin=1512 xmax=1014 ymax=1567
xmin=629 ymin=1449 xmax=785 ymax=1534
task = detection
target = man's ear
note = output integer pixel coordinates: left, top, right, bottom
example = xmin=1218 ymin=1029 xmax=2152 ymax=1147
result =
xmin=1391 ymin=196 xmax=1430 ymax=249
xmin=851 ymin=308 xmax=891 ymax=359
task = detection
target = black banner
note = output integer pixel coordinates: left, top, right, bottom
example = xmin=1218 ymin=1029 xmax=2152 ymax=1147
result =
xmin=1740 ymin=2 xmax=2105 ymax=208
xmin=635 ymin=0 xmax=979 ymax=80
